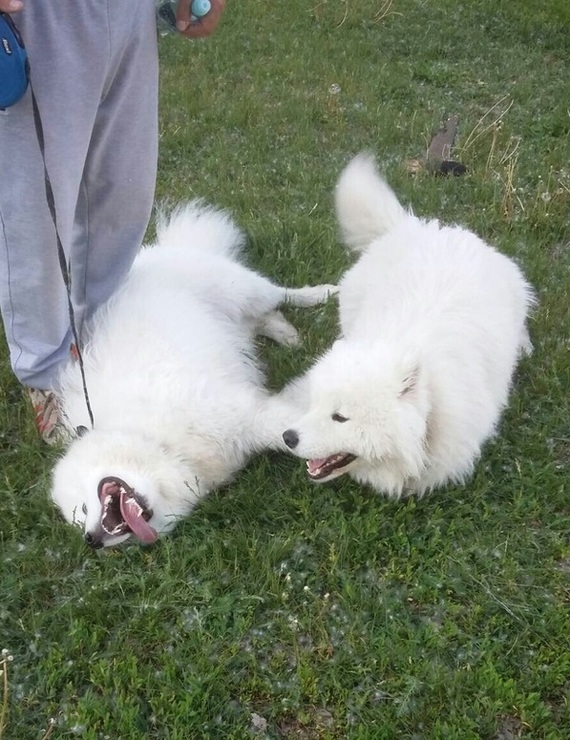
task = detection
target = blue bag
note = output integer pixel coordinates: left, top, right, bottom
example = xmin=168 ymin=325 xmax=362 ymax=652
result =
xmin=0 ymin=12 xmax=29 ymax=108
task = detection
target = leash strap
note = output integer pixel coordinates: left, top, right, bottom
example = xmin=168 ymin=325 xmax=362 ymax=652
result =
xmin=29 ymin=85 xmax=95 ymax=429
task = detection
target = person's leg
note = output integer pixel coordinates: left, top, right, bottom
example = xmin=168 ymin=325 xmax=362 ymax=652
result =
xmin=0 ymin=1 xmax=111 ymax=390
xmin=71 ymin=0 xmax=159 ymax=332
xmin=0 ymin=0 xmax=157 ymax=393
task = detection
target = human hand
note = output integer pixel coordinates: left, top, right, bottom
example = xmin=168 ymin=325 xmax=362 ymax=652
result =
xmin=176 ymin=0 xmax=226 ymax=39
xmin=0 ymin=0 xmax=23 ymax=12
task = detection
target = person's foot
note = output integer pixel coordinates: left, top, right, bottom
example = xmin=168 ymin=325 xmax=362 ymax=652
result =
xmin=27 ymin=388 xmax=70 ymax=445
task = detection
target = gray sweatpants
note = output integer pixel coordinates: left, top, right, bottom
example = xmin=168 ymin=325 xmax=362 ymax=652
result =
xmin=0 ymin=0 xmax=158 ymax=389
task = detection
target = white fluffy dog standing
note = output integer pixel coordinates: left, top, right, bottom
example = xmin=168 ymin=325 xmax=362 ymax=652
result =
xmin=51 ymin=202 xmax=335 ymax=548
xmin=281 ymin=154 xmax=534 ymax=497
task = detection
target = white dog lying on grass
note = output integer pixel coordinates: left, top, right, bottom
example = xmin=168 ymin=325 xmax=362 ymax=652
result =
xmin=281 ymin=154 xmax=534 ymax=497
xmin=51 ymin=202 xmax=335 ymax=548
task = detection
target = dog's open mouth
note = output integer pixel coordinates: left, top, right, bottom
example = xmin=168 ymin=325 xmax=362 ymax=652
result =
xmin=97 ymin=476 xmax=158 ymax=543
xmin=306 ymin=453 xmax=357 ymax=480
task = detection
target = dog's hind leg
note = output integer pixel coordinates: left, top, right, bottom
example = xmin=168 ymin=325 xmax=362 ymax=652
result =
xmin=254 ymin=282 xmax=338 ymax=346
xmin=256 ymin=310 xmax=300 ymax=347
xmin=283 ymin=284 xmax=338 ymax=307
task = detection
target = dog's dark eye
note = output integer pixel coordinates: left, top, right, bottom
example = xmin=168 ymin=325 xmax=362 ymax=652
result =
xmin=82 ymin=503 xmax=88 ymax=515
xmin=332 ymin=412 xmax=348 ymax=423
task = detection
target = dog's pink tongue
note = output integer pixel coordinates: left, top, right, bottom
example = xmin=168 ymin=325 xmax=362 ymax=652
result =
xmin=307 ymin=458 xmax=328 ymax=475
xmin=119 ymin=493 xmax=158 ymax=544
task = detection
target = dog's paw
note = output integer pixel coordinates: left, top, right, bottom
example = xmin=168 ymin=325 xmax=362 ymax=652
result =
xmin=285 ymin=284 xmax=338 ymax=307
xmin=257 ymin=310 xmax=301 ymax=347
xmin=320 ymin=283 xmax=339 ymax=299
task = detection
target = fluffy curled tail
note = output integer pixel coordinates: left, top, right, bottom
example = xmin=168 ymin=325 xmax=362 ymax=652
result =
xmin=335 ymin=153 xmax=408 ymax=253
xmin=154 ymin=199 xmax=245 ymax=259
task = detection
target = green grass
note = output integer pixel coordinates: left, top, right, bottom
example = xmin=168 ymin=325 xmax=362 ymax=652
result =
xmin=1 ymin=0 xmax=569 ymax=737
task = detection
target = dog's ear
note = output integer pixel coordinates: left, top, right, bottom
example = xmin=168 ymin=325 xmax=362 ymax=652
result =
xmin=400 ymin=365 xmax=420 ymax=397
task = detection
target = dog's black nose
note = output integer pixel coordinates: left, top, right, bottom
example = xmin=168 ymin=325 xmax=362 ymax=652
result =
xmin=85 ymin=532 xmax=103 ymax=549
xmin=282 ymin=429 xmax=299 ymax=449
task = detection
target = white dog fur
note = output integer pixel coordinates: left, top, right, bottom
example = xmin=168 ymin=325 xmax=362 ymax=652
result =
xmin=51 ymin=202 xmax=335 ymax=547
xmin=281 ymin=154 xmax=534 ymax=497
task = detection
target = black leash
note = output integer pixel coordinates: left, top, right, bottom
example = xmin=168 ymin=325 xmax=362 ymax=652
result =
xmin=29 ymin=86 xmax=95 ymax=430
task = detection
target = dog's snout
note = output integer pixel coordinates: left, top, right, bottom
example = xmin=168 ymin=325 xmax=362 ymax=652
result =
xmin=282 ymin=429 xmax=299 ymax=449
xmin=85 ymin=531 xmax=103 ymax=549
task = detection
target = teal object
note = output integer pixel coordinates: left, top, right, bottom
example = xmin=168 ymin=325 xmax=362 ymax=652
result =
xmin=191 ymin=0 xmax=211 ymax=19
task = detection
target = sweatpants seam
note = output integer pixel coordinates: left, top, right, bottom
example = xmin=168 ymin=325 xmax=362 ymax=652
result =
xmin=102 ymin=0 xmax=114 ymax=102
xmin=81 ymin=176 xmax=90 ymax=339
